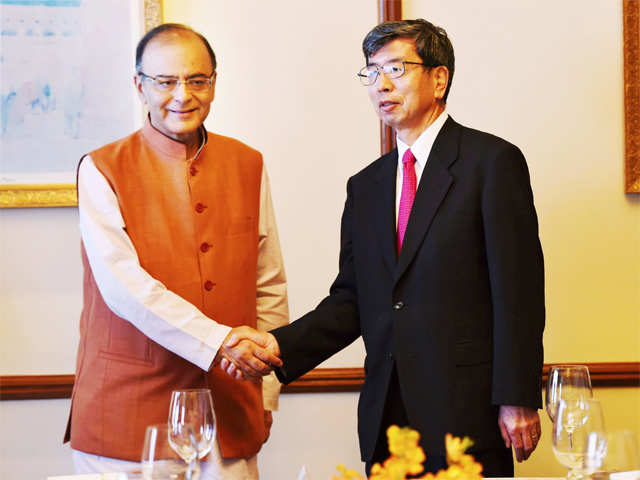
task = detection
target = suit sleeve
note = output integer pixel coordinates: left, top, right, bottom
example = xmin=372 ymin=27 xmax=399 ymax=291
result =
xmin=481 ymin=144 xmax=545 ymax=409
xmin=271 ymin=178 xmax=362 ymax=383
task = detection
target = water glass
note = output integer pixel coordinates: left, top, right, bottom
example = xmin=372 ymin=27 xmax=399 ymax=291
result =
xmin=553 ymin=398 xmax=605 ymax=479
xmin=141 ymin=423 xmax=200 ymax=480
xmin=169 ymin=389 xmax=216 ymax=460
xmin=584 ymin=429 xmax=640 ymax=478
xmin=546 ymin=364 xmax=593 ymax=423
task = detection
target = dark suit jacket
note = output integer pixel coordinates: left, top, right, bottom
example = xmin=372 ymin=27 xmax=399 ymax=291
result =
xmin=272 ymin=116 xmax=545 ymax=460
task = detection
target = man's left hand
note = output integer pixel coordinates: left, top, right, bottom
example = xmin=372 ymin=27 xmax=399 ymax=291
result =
xmin=498 ymin=405 xmax=541 ymax=462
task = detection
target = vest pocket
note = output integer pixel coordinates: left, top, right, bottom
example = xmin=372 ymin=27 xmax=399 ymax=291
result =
xmin=98 ymin=313 xmax=153 ymax=366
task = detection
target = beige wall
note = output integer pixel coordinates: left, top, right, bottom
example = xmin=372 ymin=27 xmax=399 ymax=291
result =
xmin=403 ymin=0 xmax=640 ymax=363
xmin=1 ymin=0 xmax=638 ymax=478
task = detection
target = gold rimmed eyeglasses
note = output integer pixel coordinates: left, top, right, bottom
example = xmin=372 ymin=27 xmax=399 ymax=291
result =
xmin=138 ymin=72 xmax=215 ymax=93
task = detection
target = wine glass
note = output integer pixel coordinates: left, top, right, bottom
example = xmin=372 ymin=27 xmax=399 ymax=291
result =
xmin=169 ymin=389 xmax=216 ymax=460
xmin=546 ymin=364 xmax=593 ymax=423
xmin=584 ymin=429 xmax=640 ymax=477
xmin=141 ymin=423 xmax=200 ymax=480
xmin=553 ymin=398 xmax=605 ymax=479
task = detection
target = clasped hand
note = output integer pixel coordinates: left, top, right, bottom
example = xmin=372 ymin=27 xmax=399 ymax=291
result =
xmin=214 ymin=326 xmax=281 ymax=381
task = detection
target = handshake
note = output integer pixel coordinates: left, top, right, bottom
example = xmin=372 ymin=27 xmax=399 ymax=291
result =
xmin=213 ymin=326 xmax=282 ymax=381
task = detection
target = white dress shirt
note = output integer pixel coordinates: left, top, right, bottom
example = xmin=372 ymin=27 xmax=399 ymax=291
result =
xmin=395 ymin=110 xmax=449 ymax=226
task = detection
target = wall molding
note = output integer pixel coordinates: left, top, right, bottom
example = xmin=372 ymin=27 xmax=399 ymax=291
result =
xmin=1 ymin=363 xmax=638 ymax=401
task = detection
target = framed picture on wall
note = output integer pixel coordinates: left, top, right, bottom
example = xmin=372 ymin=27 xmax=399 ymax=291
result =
xmin=624 ymin=0 xmax=639 ymax=194
xmin=0 ymin=0 xmax=162 ymax=208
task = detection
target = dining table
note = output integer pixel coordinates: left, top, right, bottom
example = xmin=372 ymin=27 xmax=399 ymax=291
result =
xmin=47 ymin=474 xmax=567 ymax=480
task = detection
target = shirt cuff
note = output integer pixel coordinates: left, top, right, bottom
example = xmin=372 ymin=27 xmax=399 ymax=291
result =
xmin=205 ymin=324 xmax=232 ymax=371
xmin=262 ymin=371 xmax=282 ymax=411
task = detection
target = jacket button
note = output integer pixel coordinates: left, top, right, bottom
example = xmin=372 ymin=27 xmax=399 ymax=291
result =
xmin=204 ymin=280 xmax=215 ymax=291
xmin=190 ymin=166 xmax=198 ymax=176
xmin=393 ymin=301 xmax=404 ymax=310
xmin=200 ymin=242 xmax=211 ymax=253
xmin=195 ymin=203 xmax=207 ymax=213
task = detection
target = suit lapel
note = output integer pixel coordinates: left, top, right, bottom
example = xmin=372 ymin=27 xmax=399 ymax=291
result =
xmin=393 ymin=117 xmax=461 ymax=286
xmin=373 ymin=150 xmax=398 ymax=275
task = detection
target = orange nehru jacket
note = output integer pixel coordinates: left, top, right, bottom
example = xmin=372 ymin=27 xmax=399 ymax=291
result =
xmin=67 ymin=120 xmax=267 ymax=461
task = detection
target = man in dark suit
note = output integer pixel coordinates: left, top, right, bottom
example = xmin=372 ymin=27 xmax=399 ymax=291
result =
xmin=221 ymin=18 xmax=545 ymax=477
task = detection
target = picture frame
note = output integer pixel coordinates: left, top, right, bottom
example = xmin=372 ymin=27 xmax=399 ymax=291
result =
xmin=0 ymin=0 xmax=162 ymax=208
xmin=624 ymin=0 xmax=640 ymax=193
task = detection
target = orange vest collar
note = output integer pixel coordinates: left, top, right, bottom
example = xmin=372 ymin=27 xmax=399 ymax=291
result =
xmin=141 ymin=117 xmax=206 ymax=160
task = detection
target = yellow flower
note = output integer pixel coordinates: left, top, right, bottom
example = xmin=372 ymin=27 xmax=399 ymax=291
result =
xmin=386 ymin=426 xmax=426 ymax=472
xmin=333 ymin=463 xmax=365 ymax=480
xmin=443 ymin=434 xmax=483 ymax=479
xmin=444 ymin=433 xmax=475 ymax=465
xmin=336 ymin=427 xmax=484 ymax=480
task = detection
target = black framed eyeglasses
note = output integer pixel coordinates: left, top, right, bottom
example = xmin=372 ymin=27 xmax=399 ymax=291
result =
xmin=138 ymin=72 xmax=215 ymax=93
xmin=357 ymin=61 xmax=427 ymax=86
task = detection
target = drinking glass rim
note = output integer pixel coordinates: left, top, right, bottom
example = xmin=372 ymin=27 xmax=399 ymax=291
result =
xmin=548 ymin=364 xmax=590 ymax=369
xmin=171 ymin=388 xmax=212 ymax=393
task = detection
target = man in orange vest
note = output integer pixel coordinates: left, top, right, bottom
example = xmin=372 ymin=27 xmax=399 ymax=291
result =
xmin=67 ymin=23 xmax=288 ymax=480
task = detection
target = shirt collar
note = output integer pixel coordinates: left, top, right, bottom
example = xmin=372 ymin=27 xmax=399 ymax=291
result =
xmin=396 ymin=109 xmax=449 ymax=169
xmin=141 ymin=116 xmax=207 ymax=161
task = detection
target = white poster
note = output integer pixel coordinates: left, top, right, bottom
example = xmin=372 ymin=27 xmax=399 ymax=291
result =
xmin=0 ymin=0 xmax=139 ymax=184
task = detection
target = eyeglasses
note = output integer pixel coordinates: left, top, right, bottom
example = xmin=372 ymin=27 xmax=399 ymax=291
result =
xmin=357 ymin=61 xmax=427 ymax=86
xmin=138 ymin=72 xmax=215 ymax=93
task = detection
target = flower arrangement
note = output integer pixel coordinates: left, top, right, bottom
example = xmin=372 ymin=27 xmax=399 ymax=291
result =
xmin=333 ymin=426 xmax=483 ymax=480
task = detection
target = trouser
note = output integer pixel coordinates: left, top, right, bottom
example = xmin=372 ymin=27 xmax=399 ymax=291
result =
xmin=365 ymin=366 xmax=514 ymax=478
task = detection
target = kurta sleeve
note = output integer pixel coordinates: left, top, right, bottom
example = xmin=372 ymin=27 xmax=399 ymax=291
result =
xmin=255 ymin=166 xmax=289 ymax=410
xmin=78 ymin=156 xmax=231 ymax=371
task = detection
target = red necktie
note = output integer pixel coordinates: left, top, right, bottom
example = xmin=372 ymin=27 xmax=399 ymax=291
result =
xmin=397 ymin=148 xmax=417 ymax=254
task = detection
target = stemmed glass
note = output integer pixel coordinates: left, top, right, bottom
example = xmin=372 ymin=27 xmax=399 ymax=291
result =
xmin=169 ymin=389 xmax=216 ymax=461
xmin=584 ymin=429 xmax=640 ymax=477
xmin=552 ymin=398 xmax=605 ymax=479
xmin=546 ymin=364 xmax=593 ymax=423
xmin=141 ymin=423 xmax=200 ymax=480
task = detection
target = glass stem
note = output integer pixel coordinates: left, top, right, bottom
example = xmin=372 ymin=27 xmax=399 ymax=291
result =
xmin=567 ymin=466 xmax=585 ymax=480
xmin=185 ymin=457 xmax=196 ymax=480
